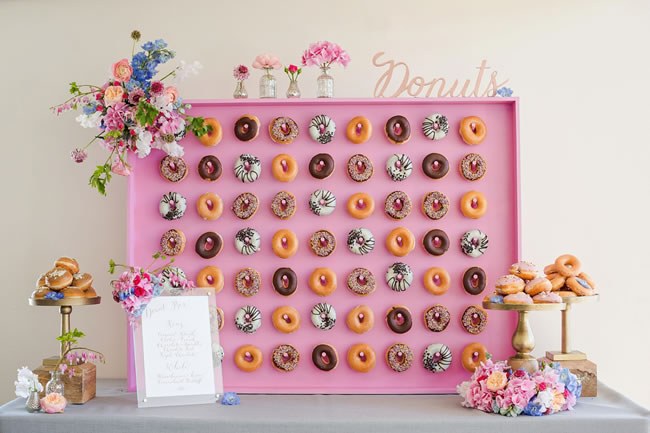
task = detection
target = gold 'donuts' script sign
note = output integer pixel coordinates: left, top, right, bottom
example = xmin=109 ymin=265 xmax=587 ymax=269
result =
xmin=372 ymin=52 xmax=509 ymax=98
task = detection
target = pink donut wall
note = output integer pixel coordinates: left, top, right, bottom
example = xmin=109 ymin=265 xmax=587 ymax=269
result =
xmin=127 ymin=98 xmax=519 ymax=394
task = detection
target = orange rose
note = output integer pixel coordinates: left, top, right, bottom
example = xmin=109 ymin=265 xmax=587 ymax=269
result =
xmin=104 ymin=85 xmax=124 ymax=106
xmin=40 ymin=392 xmax=67 ymax=413
xmin=486 ymin=371 xmax=508 ymax=391
xmin=112 ymin=58 xmax=133 ymax=82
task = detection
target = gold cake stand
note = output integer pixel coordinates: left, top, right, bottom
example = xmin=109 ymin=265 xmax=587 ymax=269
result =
xmin=483 ymin=301 xmax=565 ymax=372
xmin=546 ymin=294 xmax=599 ymax=361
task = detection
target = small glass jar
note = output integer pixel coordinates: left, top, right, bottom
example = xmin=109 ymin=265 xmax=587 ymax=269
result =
xmin=45 ymin=370 xmax=65 ymax=396
xmin=25 ymin=390 xmax=41 ymax=412
xmin=286 ymin=79 xmax=301 ymax=98
xmin=316 ymin=66 xmax=334 ymax=98
xmin=233 ymin=81 xmax=248 ymax=99
xmin=259 ymin=68 xmax=277 ymax=98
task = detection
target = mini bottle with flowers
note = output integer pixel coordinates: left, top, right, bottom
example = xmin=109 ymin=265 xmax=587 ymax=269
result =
xmin=284 ymin=64 xmax=302 ymax=98
xmin=232 ymin=64 xmax=249 ymax=99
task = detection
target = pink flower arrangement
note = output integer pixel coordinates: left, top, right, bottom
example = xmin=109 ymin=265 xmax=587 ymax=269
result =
xmin=284 ymin=64 xmax=302 ymax=82
xmin=40 ymin=393 xmax=67 ymax=414
xmin=233 ymin=64 xmax=250 ymax=81
xmin=301 ymin=41 xmax=350 ymax=69
xmin=457 ymin=360 xmax=581 ymax=417
xmin=252 ymin=54 xmax=281 ymax=70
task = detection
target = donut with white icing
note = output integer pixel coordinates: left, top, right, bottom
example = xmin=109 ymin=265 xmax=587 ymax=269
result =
xmin=235 ymin=227 xmax=261 ymax=256
xmin=460 ymin=229 xmax=489 ymax=258
xmin=309 ymin=189 xmax=336 ymax=216
xmin=234 ymin=154 xmax=261 ymax=183
xmin=346 ymin=228 xmax=375 ymax=255
xmin=235 ymin=305 xmax=262 ymax=334
xmin=159 ymin=192 xmax=187 ymax=220
xmin=422 ymin=113 xmax=449 ymax=141
xmin=385 ymin=262 xmax=413 ymax=292
xmin=311 ymin=302 xmax=336 ymax=330
xmin=309 ymin=114 xmax=336 ymax=144
xmin=423 ymin=343 xmax=452 ymax=372
xmin=385 ymin=154 xmax=413 ymax=182
xmin=160 ymin=266 xmax=187 ymax=295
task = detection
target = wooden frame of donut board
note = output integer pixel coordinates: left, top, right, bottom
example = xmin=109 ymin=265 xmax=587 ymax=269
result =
xmin=127 ymin=98 xmax=520 ymax=394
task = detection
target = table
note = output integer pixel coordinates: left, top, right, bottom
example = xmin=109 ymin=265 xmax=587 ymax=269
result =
xmin=1 ymin=380 xmax=648 ymax=433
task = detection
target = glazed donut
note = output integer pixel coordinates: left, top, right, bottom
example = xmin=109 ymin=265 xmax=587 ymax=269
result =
xmin=386 ymin=227 xmax=415 ymax=257
xmin=198 ymin=155 xmax=222 ymax=182
xmin=346 ymin=116 xmax=372 ymax=144
xmin=557 ymin=290 xmax=577 ymax=299
xmin=309 ymin=153 xmax=335 ymax=179
xmin=549 ymin=275 xmax=567 ymax=291
xmin=45 ymin=268 xmax=73 ymax=290
xmin=566 ymin=276 xmax=595 ymax=296
xmin=231 ymin=192 xmax=259 ymax=220
xmin=160 ymin=156 xmax=188 ymax=183
xmin=347 ymin=193 xmax=375 ymax=219
xmin=423 ymin=343 xmax=452 ymax=373
xmin=312 ymin=344 xmax=338 ymax=371
xmin=309 ymin=230 xmax=336 ymax=257
xmin=309 ymin=189 xmax=337 ymax=216
xmin=544 ymin=264 xmax=558 ymax=275
xmin=461 ymin=342 xmax=488 ymax=372
xmin=504 ymin=292 xmax=534 ymax=305
xmin=234 ymin=268 xmax=261 ymax=297
xmin=385 ymin=262 xmax=413 ymax=292
xmin=159 ymin=192 xmax=187 ymax=220
xmin=386 ymin=343 xmax=414 ymax=373
xmin=460 ymin=229 xmax=489 ymax=258
xmin=347 ymin=154 xmax=374 ymax=182
xmin=199 ymin=118 xmax=223 ymax=146
xmin=384 ymin=191 xmax=412 ymax=220
xmin=385 ymin=115 xmax=411 ymax=144
xmin=271 ymin=191 xmax=296 ymax=220
xmin=196 ymin=192 xmax=223 ymax=221
xmin=510 ymin=261 xmax=538 ymax=280
xmin=159 ymin=267 xmax=188 ymax=295
xmin=272 ymin=267 xmax=297 ymax=296
xmin=459 ymin=116 xmax=487 ymax=145
xmin=234 ymin=344 xmax=263 ymax=372
xmin=525 ymin=277 xmax=552 ymax=296
xmin=272 ymin=306 xmax=301 ymax=333
xmin=533 ymin=291 xmax=563 ymax=303
xmin=269 ymin=117 xmax=299 ymax=144
xmin=195 ymin=231 xmax=223 ymax=259
xmin=234 ymin=115 xmax=260 ymax=142
xmin=160 ymin=229 xmax=186 ymax=256
xmin=235 ymin=305 xmax=262 ymax=333
xmin=423 ymin=267 xmax=450 ymax=295
xmin=196 ymin=266 xmax=224 ymax=293
xmin=234 ymin=154 xmax=262 ymax=183
xmin=234 ymin=227 xmax=261 ymax=256
xmin=309 ymin=114 xmax=336 ymax=144
xmin=460 ymin=191 xmax=487 ymax=219
xmin=62 ymin=287 xmax=85 ymax=298
xmin=347 ymin=228 xmax=376 ymax=255
xmin=459 ymin=153 xmax=487 ymax=181
xmin=311 ymin=303 xmax=337 ymax=330
xmin=422 ymin=191 xmax=449 ymax=220
xmin=555 ymin=254 xmax=582 ymax=277
xmin=463 ymin=267 xmax=487 ymax=295
xmin=272 ymin=344 xmax=300 ymax=372
xmin=309 ymin=268 xmax=337 ymax=296
xmin=346 ymin=305 xmax=375 ymax=334
xmin=495 ymin=275 xmax=525 ymax=295
xmin=577 ymin=272 xmax=596 ymax=289
xmin=386 ymin=306 xmax=413 ymax=334
xmin=271 ymin=154 xmax=298 ymax=182
xmin=31 ymin=288 xmax=49 ymax=299
xmin=70 ymin=273 xmax=93 ymax=291
xmin=84 ymin=287 xmax=98 ymax=298
xmin=347 ymin=344 xmax=376 ymax=373
xmin=422 ymin=113 xmax=449 ymax=141
xmin=385 ymin=154 xmax=413 ymax=181
xmin=461 ymin=306 xmax=488 ymax=334
xmin=423 ymin=229 xmax=450 ymax=256
xmin=424 ymin=305 xmax=450 ymax=332
xmin=54 ymin=257 xmax=79 ymax=275
xmin=346 ymin=268 xmax=376 ymax=296
xmin=422 ymin=153 xmax=449 ymax=180
xmin=272 ymin=229 xmax=298 ymax=259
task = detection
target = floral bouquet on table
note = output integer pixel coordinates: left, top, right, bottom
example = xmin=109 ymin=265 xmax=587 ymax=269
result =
xmin=52 ymin=30 xmax=209 ymax=195
xmin=457 ymin=360 xmax=581 ymax=417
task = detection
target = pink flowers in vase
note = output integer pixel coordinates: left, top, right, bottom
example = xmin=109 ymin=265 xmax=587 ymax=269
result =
xmin=233 ymin=64 xmax=250 ymax=81
xmin=284 ymin=64 xmax=302 ymax=82
xmin=301 ymin=41 xmax=350 ymax=70
xmin=252 ymin=54 xmax=281 ymax=70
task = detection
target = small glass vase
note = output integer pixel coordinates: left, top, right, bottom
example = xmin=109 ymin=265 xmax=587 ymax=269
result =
xmin=25 ymin=390 xmax=41 ymax=413
xmin=259 ymin=68 xmax=276 ymax=98
xmin=233 ymin=81 xmax=248 ymax=99
xmin=286 ymin=79 xmax=301 ymax=98
xmin=45 ymin=370 xmax=65 ymax=396
xmin=316 ymin=66 xmax=334 ymax=98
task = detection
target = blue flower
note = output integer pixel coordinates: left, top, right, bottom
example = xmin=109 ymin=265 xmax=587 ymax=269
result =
xmin=523 ymin=399 xmax=545 ymax=416
xmin=489 ymin=294 xmax=504 ymax=304
xmin=45 ymin=291 xmax=64 ymax=300
xmin=153 ymin=39 xmax=167 ymax=50
xmin=82 ymin=104 xmax=97 ymax=115
xmin=496 ymin=87 xmax=513 ymax=97
xmin=142 ymin=41 xmax=156 ymax=52
xmin=559 ymin=368 xmax=581 ymax=397
xmin=221 ymin=392 xmax=240 ymax=405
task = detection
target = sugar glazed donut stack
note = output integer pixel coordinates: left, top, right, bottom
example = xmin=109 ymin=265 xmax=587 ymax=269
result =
xmin=483 ymin=260 xmax=563 ymax=305
xmin=31 ymin=257 xmax=98 ymax=300
xmin=542 ymin=254 xmax=597 ymax=297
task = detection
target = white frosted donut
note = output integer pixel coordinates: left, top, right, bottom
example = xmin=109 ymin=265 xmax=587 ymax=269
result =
xmin=347 ymin=228 xmax=375 ymax=255
xmin=309 ymin=114 xmax=336 ymax=144
xmin=234 ymin=154 xmax=262 ymax=183
xmin=423 ymin=343 xmax=452 ymax=372
xmin=159 ymin=267 xmax=187 ymax=295
xmin=235 ymin=305 xmax=262 ymax=334
xmin=311 ymin=302 xmax=337 ymax=330
xmin=385 ymin=154 xmax=413 ymax=182
xmin=159 ymin=192 xmax=187 ymax=220
xmin=309 ymin=189 xmax=337 ymax=216
xmin=385 ymin=262 xmax=413 ymax=292
xmin=235 ymin=227 xmax=261 ymax=256
xmin=422 ymin=113 xmax=449 ymax=140
xmin=461 ymin=229 xmax=489 ymax=258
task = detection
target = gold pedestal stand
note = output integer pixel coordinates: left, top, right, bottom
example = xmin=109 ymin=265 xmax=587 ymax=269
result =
xmin=29 ymin=296 xmax=101 ymax=404
xmin=482 ymin=301 xmax=565 ymax=373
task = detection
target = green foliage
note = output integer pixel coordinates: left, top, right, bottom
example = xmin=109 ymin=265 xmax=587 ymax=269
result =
xmin=135 ymin=101 xmax=159 ymax=127
xmin=89 ymin=163 xmax=112 ymax=196
xmin=69 ymin=82 xmax=80 ymax=95
xmin=187 ymin=116 xmax=210 ymax=137
xmin=57 ymin=328 xmax=85 ymax=346
xmin=108 ymin=259 xmax=116 ymax=274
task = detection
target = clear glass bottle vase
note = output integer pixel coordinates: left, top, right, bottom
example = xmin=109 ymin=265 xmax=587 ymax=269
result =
xmin=316 ymin=66 xmax=334 ymax=98
xmin=45 ymin=370 xmax=65 ymax=396
xmin=286 ymin=79 xmax=301 ymax=98
xmin=25 ymin=390 xmax=41 ymax=412
xmin=233 ymin=81 xmax=248 ymax=99
xmin=259 ymin=68 xmax=277 ymax=98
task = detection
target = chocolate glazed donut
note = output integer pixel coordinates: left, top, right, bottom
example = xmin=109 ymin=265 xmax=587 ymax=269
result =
xmin=309 ymin=153 xmax=335 ymax=179
xmin=234 ymin=116 xmax=259 ymax=141
xmin=198 ymin=155 xmax=222 ymax=181
xmin=463 ymin=267 xmax=487 ymax=295
xmin=272 ymin=267 xmax=298 ymax=296
xmin=385 ymin=115 xmax=411 ymax=143
xmin=422 ymin=153 xmax=450 ymax=179
xmin=423 ymin=229 xmax=450 ymax=256
xmin=386 ymin=306 xmax=413 ymax=334
xmin=312 ymin=344 xmax=338 ymax=371
xmin=195 ymin=232 xmax=223 ymax=259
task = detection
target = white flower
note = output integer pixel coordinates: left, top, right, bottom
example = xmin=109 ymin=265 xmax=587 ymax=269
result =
xmin=162 ymin=140 xmax=184 ymax=157
xmin=135 ymin=128 xmax=152 ymax=158
xmin=14 ymin=367 xmax=42 ymax=398
xmin=537 ymin=389 xmax=553 ymax=408
xmin=174 ymin=60 xmax=202 ymax=83
xmin=75 ymin=112 xmax=102 ymax=128
xmin=151 ymin=95 xmax=173 ymax=113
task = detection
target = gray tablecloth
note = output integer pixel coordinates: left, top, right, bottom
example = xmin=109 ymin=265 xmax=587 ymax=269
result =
xmin=1 ymin=380 xmax=648 ymax=433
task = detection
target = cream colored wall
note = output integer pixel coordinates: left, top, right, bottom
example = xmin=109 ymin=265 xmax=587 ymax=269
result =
xmin=1 ymin=0 xmax=648 ymax=409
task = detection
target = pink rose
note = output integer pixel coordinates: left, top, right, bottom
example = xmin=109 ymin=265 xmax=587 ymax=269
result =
xmin=486 ymin=371 xmax=507 ymax=391
xmin=104 ymin=85 xmax=125 ymax=107
xmin=164 ymin=86 xmax=178 ymax=104
xmin=112 ymin=58 xmax=133 ymax=82
xmin=40 ymin=392 xmax=67 ymax=413
xmin=288 ymin=64 xmax=298 ymax=73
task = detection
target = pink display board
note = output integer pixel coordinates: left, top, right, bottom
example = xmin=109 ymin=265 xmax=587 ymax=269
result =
xmin=127 ymin=98 xmax=519 ymax=394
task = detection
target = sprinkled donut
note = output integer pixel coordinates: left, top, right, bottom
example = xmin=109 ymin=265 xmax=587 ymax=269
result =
xmin=160 ymin=229 xmax=186 ymax=256
xmin=347 ymin=193 xmax=375 ymax=219
xmin=271 ymin=191 xmax=296 ymax=220
xmin=312 ymin=344 xmax=338 ymax=371
xmin=235 ymin=305 xmax=262 ymax=333
xmin=196 ymin=266 xmax=224 ymax=293
xmin=385 ymin=262 xmax=413 ymax=292
xmin=271 ymin=154 xmax=298 ymax=182
xmin=234 ymin=268 xmax=261 ymax=297
xmin=459 ymin=116 xmax=487 ymax=145
xmin=197 ymin=155 xmax=222 ymax=182
xmin=346 ymin=268 xmax=376 ymax=296
xmin=234 ymin=344 xmax=262 ymax=372
xmin=385 ymin=115 xmax=411 ymax=144
xmin=160 ymin=156 xmax=188 ymax=182
xmin=463 ymin=267 xmax=487 ymax=295
xmin=346 ymin=116 xmax=372 ymax=144
xmin=234 ymin=154 xmax=262 ymax=183
xmin=386 ymin=343 xmax=414 ymax=373
xmin=385 ymin=191 xmax=412 ymax=220
xmin=159 ymin=267 xmax=187 ymax=295
xmin=459 ymin=153 xmax=487 ymax=181
xmin=309 ymin=153 xmax=335 ymax=179
xmin=423 ymin=343 xmax=452 ymax=373
xmin=460 ymin=190 xmax=487 ymax=219
xmin=422 ymin=113 xmax=449 ymax=141
xmin=199 ymin=117 xmax=223 ymax=146
xmin=385 ymin=154 xmax=413 ymax=181
xmin=423 ymin=267 xmax=451 ymax=295
xmin=311 ymin=303 xmax=336 ymax=331
xmin=272 ymin=267 xmax=298 ymax=296
xmin=309 ymin=230 xmax=336 ymax=257
xmin=347 ymin=228 xmax=376 ymax=255
xmin=196 ymin=192 xmax=223 ymax=221
xmin=346 ymin=305 xmax=375 ymax=334
xmin=272 ymin=344 xmax=300 ymax=372
xmin=272 ymin=307 xmax=300 ymax=334
xmin=347 ymin=343 xmax=376 ymax=373
xmin=234 ymin=227 xmax=261 ymax=256
xmin=159 ymin=192 xmax=187 ymax=220
xmin=234 ymin=115 xmax=260 ymax=142
xmin=269 ymin=117 xmax=299 ymax=144
xmin=422 ymin=153 xmax=450 ymax=180
xmin=347 ymin=154 xmax=374 ymax=182
xmin=195 ymin=231 xmax=223 ymax=259
xmin=309 ymin=189 xmax=337 ymax=216
xmin=461 ymin=306 xmax=488 ymax=335
xmin=422 ymin=191 xmax=449 ymax=220
xmin=272 ymin=229 xmax=298 ymax=259
xmin=386 ymin=227 xmax=415 ymax=257
xmin=461 ymin=342 xmax=488 ymax=372
xmin=309 ymin=268 xmax=337 ymax=296
xmin=309 ymin=114 xmax=336 ymax=144
xmin=231 ymin=192 xmax=259 ymax=220
xmin=423 ymin=229 xmax=450 ymax=256
xmin=424 ymin=305 xmax=451 ymax=332
xmin=386 ymin=305 xmax=413 ymax=334
xmin=460 ymin=229 xmax=489 ymax=258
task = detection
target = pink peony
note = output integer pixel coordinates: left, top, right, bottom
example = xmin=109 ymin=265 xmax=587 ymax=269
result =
xmin=164 ymin=86 xmax=178 ymax=104
xmin=252 ymin=54 xmax=281 ymax=70
xmin=127 ymin=88 xmax=145 ymax=105
xmin=40 ymin=392 xmax=67 ymax=414
xmin=112 ymin=58 xmax=133 ymax=82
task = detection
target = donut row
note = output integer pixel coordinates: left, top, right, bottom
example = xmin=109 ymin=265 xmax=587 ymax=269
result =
xmin=160 ymin=190 xmax=488 ymax=222
xmin=198 ymin=114 xmax=487 ymax=146
xmin=159 ymin=227 xmax=490 ymax=258
xmin=160 ymin=152 xmax=487 ymax=183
